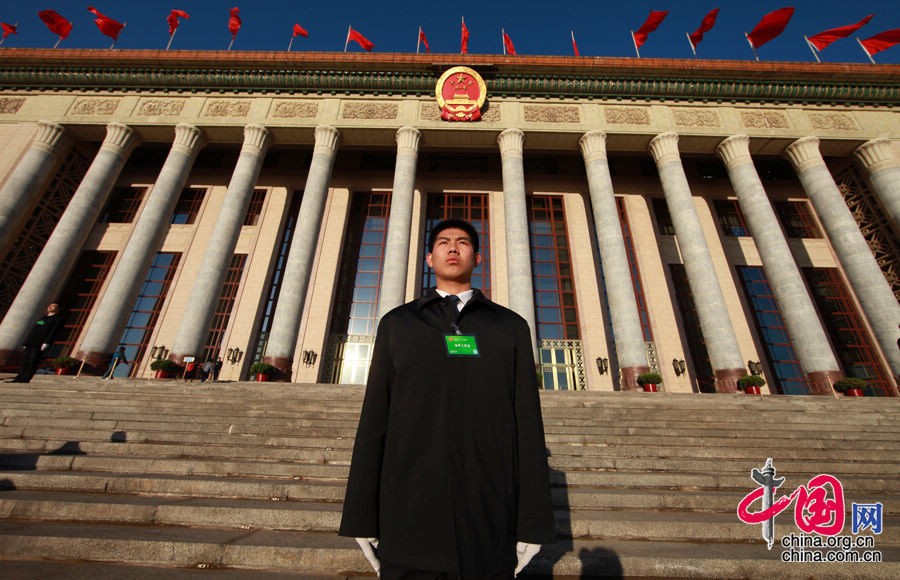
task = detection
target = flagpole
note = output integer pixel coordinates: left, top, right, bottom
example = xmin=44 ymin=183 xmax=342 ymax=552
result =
xmin=417 ymin=26 xmax=421 ymax=54
xmin=686 ymin=32 xmax=697 ymax=57
xmin=460 ymin=16 xmax=465 ymax=55
xmin=53 ymin=36 xmax=62 ymax=49
xmin=227 ymin=37 xmax=235 ymax=51
xmin=344 ymin=25 xmax=351 ymax=52
xmin=745 ymin=32 xmax=759 ymax=62
xmin=631 ymin=31 xmax=640 ymax=58
xmin=501 ymin=28 xmax=505 ymax=55
xmin=288 ymin=35 xmax=294 ymax=52
xmin=856 ymin=37 xmax=876 ymax=64
xmin=804 ymin=36 xmax=821 ymax=63
xmin=166 ymin=29 xmax=177 ymax=50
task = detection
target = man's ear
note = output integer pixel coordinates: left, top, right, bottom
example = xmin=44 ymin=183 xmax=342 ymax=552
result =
xmin=426 ymin=252 xmax=434 ymax=269
xmin=475 ymin=252 xmax=482 ymax=266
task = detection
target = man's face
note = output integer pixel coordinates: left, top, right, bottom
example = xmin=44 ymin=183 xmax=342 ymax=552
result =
xmin=426 ymin=227 xmax=481 ymax=285
xmin=47 ymin=303 xmax=59 ymax=316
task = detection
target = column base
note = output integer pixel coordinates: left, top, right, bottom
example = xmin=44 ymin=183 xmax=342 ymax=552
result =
xmin=263 ymin=356 xmax=292 ymax=382
xmin=620 ymin=366 xmax=650 ymax=391
xmin=74 ymin=351 xmax=110 ymax=376
xmin=807 ymin=370 xmax=843 ymax=396
xmin=714 ymin=368 xmax=745 ymax=394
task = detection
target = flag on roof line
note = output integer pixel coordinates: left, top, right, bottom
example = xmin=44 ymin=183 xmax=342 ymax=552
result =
xmin=807 ymin=14 xmax=874 ymax=51
xmin=346 ymin=26 xmax=374 ymax=51
xmin=293 ymin=24 xmax=308 ymax=38
xmin=688 ymin=8 xmax=719 ymax=55
xmin=858 ymin=28 xmax=900 ymax=63
xmin=746 ymin=7 xmax=794 ymax=50
xmin=418 ymin=26 xmax=430 ymax=53
xmin=632 ymin=10 xmax=668 ymax=52
xmin=38 ymin=9 xmax=73 ymax=47
xmin=461 ymin=17 xmax=469 ymax=54
xmin=1 ymin=22 xmax=17 ymax=40
xmin=571 ymin=31 xmax=580 ymax=57
xmin=87 ymin=7 xmax=124 ymax=42
xmin=167 ymin=10 xmax=189 ymax=36
xmin=227 ymin=7 xmax=241 ymax=50
xmin=502 ymin=30 xmax=516 ymax=55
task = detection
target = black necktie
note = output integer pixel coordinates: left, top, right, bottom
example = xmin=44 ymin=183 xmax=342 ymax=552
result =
xmin=444 ymin=295 xmax=460 ymax=329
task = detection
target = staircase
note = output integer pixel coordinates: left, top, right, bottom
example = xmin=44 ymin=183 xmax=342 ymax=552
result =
xmin=0 ymin=376 xmax=897 ymax=578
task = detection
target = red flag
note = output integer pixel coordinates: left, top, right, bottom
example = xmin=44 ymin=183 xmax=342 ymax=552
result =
xmin=461 ymin=17 xmax=469 ymax=54
xmin=347 ymin=27 xmax=374 ymax=51
xmin=807 ymin=15 xmax=874 ymax=51
xmin=38 ymin=9 xmax=73 ymax=40
xmin=2 ymin=22 xmax=17 ymax=39
xmin=859 ymin=28 xmax=900 ymax=56
xmin=503 ymin=31 xmax=516 ymax=55
xmin=293 ymin=24 xmax=308 ymax=38
xmin=418 ymin=27 xmax=430 ymax=53
xmin=87 ymin=7 xmax=124 ymax=40
xmin=746 ymin=7 xmax=794 ymax=49
xmin=228 ymin=7 xmax=241 ymax=40
xmin=633 ymin=10 xmax=668 ymax=48
xmin=571 ymin=31 xmax=580 ymax=57
xmin=167 ymin=10 xmax=189 ymax=36
xmin=689 ymin=8 xmax=720 ymax=51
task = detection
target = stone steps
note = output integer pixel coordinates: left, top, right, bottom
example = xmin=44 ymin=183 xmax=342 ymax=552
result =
xmin=0 ymin=376 xmax=897 ymax=577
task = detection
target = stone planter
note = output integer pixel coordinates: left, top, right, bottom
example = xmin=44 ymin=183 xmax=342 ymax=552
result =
xmin=743 ymin=386 xmax=762 ymax=395
xmin=843 ymin=388 xmax=864 ymax=397
xmin=255 ymin=373 xmax=270 ymax=382
xmin=642 ymin=384 xmax=658 ymax=392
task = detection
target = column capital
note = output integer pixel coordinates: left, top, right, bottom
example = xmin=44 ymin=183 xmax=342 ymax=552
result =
xmin=172 ymin=123 xmax=207 ymax=156
xmin=314 ymin=125 xmax=341 ymax=155
xmin=648 ymin=132 xmax=681 ymax=166
xmin=242 ymin=124 xmax=272 ymax=155
xmin=784 ymin=136 xmax=824 ymax=172
xmin=578 ymin=130 xmax=608 ymax=163
xmin=396 ymin=126 xmax=421 ymax=156
xmin=716 ymin=134 xmax=752 ymax=169
xmin=32 ymin=121 xmax=69 ymax=154
xmin=100 ymin=122 xmax=139 ymax=157
xmin=497 ymin=128 xmax=524 ymax=159
xmin=854 ymin=138 xmax=896 ymax=173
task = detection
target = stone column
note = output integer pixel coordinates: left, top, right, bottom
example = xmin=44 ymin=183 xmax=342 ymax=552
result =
xmin=263 ymin=125 xmax=340 ymax=378
xmin=716 ymin=135 xmax=841 ymax=395
xmin=854 ymin=138 xmax=900 ymax=231
xmin=785 ymin=136 xmax=900 ymax=381
xmin=579 ymin=131 xmax=648 ymax=390
xmin=78 ymin=124 xmax=207 ymax=369
xmin=0 ymin=121 xmax=70 ymax=256
xmin=0 ymin=122 xmax=138 ymax=362
xmin=498 ymin=128 xmax=537 ymax=358
xmin=170 ymin=124 xmax=271 ymax=362
xmin=377 ymin=126 xmax=421 ymax=319
xmin=649 ymin=133 xmax=746 ymax=393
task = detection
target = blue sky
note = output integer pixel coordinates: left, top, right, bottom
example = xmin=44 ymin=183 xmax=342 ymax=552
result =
xmin=1 ymin=1 xmax=898 ymax=64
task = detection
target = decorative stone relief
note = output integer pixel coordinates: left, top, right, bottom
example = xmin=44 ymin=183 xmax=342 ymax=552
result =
xmin=673 ymin=109 xmax=720 ymax=128
xmin=69 ymin=98 xmax=119 ymax=116
xmin=808 ymin=112 xmax=857 ymax=131
xmin=271 ymin=100 xmax=318 ymax=118
xmin=523 ymin=105 xmax=580 ymax=124
xmin=0 ymin=97 xmax=26 ymax=114
xmin=605 ymin=107 xmax=650 ymax=125
xmin=482 ymin=106 xmax=501 ymax=122
xmin=420 ymin=102 xmax=441 ymax=121
xmin=137 ymin=99 xmax=186 ymax=117
xmin=203 ymin=100 xmax=251 ymax=117
xmin=741 ymin=110 xmax=788 ymax=129
xmin=341 ymin=102 xmax=399 ymax=120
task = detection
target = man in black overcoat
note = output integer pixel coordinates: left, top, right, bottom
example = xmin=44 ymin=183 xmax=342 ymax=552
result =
xmin=8 ymin=302 xmax=64 ymax=383
xmin=339 ymin=220 xmax=555 ymax=578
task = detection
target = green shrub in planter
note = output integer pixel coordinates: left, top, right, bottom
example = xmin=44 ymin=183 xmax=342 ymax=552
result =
xmin=833 ymin=377 xmax=867 ymax=393
xmin=637 ymin=372 xmax=663 ymax=386
xmin=249 ymin=362 xmax=276 ymax=376
xmin=150 ymin=359 xmax=179 ymax=372
xmin=52 ymin=356 xmax=79 ymax=370
xmin=737 ymin=375 xmax=766 ymax=390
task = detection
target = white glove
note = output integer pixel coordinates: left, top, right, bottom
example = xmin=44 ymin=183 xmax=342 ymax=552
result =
xmin=355 ymin=537 xmax=380 ymax=574
xmin=514 ymin=541 xmax=540 ymax=576
xmin=40 ymin=343 xmax=49 ymax=351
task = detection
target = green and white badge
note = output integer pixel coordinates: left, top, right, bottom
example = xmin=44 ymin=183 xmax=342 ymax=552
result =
xmin=444 ymin=334 xmax=480 ymax=357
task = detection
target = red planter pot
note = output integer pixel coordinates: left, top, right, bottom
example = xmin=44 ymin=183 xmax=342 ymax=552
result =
xmin=844 ymin=388 xmax=864 ymax=397
xmin=743 ymin=386 xmax=762 ymax=395
xmin=55 ymin=368 xmax=70 ymax=376
xmin=256 ymin=373 xmax=270 ymax=382
xmin=642 ymin=384 xmax=658 ymax=392
xmin=155 ymin=370 xmax=171 ymax=379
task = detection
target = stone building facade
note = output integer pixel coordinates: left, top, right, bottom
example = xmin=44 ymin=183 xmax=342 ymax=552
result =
xmin=0 ymin=49 xmax=897 ymax=396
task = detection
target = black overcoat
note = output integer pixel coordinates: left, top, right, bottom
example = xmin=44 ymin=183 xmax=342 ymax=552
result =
xmin=339 ymin=289 xmax=555 ymax=575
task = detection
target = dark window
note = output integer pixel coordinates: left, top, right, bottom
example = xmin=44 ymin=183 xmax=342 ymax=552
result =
xmin=775 ymin=201 xmax=822 ymax=239
xmin=669 ymin=264 xmax=716 ymax=393
xmin=737 ymin=266 xmax=808 ymax=395
xmin=100 ymin=186 xmax=145 ymax=223
xmin=756 ymin=159 xmax=795 ymax=183
xmin=529 ymin=196 xmax=579 ymax=340
xmin=617 ymin=198 xmax=654 ymax=341
xmin=696 ymin=160 xmax=727 ymax=180
xmin=422 ymin=193 xmax=491 ymax=297
xmin=51 ymin=251 xmax=116 ymax=361
xmin=171 ymin=188 xmax=205 ymax=224
xmin=359 ymin=153 xmax=396 ymax=172
xmin=652 ymin=198 xmax=676 ymax=236
xmin=714 ymin=199 xmax=750 ymax=237
xmin=243 ymin=189 xmax=267 ymax=226
xmin=202 ymin=254 xmax=247 ymax=363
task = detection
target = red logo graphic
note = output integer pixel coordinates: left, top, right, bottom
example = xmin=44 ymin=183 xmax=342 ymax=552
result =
xmin=435 ymin=66 xmax=486 ymax=122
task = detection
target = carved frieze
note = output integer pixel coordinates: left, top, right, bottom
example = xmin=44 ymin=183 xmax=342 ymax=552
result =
xmin=605 ymin=107 xmax=650 ymax=125
xmin=69 ymin=98 xmax=119 ymax=116
xmin=809 ymin=112 xmax=857 ymax=131
xmin=271 ymin=100 xmax=318 ymax=118
xmin=137 ymin=99 xmax=186 ymax=117
xmin=482 ymin=106 xmax=501 ymax=122
xmin=203 ymin=100 xmax=251 ymax=117
xmin=420 ymin=102 xmax=441 ymax=121
xmin=0 ymin=97 xmax=26 ymax=114
xmin=523 ymin=105 xmax=580 ymax=124
xmin=741 ymin=110 xmax=789 ymax=129
xmin=341 ymin=102 xmax=399 ymax=120
xmin=673 ymin=109 xmax=720 ymax=128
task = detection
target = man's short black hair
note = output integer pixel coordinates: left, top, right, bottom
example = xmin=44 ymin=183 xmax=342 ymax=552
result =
xmin=428 ymin=219 xmax=480 ymax=253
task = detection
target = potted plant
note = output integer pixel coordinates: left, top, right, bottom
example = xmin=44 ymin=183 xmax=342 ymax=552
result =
xmin=737 ymin=375 xmax=766 ymax=395
xmin=249 ymin=362 xmax=276 ymax=382
xmin=637 ymin=372 xmax=662 ymax=392
xmin=52 ymin=356 xmax=79 ymax=376
xmin=150 ymin=358 xmax=179 ymax=379
xmin=833 ymin=377 xmax=867 ymax=397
